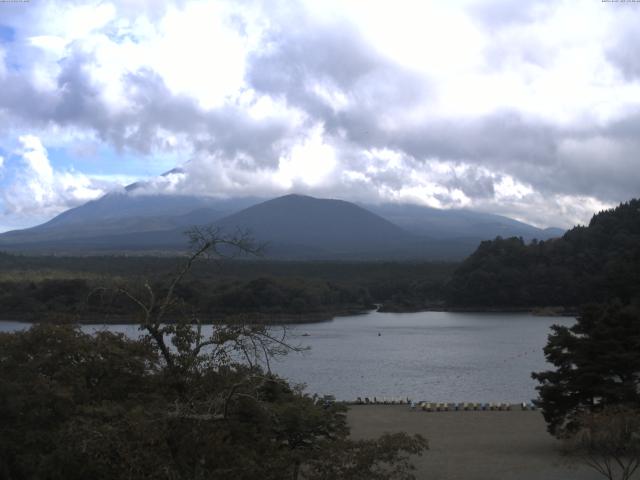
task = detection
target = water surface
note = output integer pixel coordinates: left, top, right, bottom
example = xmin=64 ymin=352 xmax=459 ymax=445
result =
xmin=273 ymin=311 xmax=573 ymax=402
xmin=0 ymin=311 xmax=573 ymax=402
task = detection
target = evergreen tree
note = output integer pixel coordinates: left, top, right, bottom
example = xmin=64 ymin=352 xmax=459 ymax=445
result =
xmin=448 ymin=198 xmax=640 ymax=308
xmin=532 ymin=302 xmax=640 ymax=436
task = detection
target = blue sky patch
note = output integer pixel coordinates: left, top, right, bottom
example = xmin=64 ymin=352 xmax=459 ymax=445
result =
xmin=47 ymin=144 xmax=180 ymax=180
xmin=0 ymin=25 xmax=15 ymax=43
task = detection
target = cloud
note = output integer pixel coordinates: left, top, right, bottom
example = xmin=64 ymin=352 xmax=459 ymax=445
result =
xmin=1 ymin=135 xmax=108 ymax=218
xmin=0 ymin=0 xmax=639 ymax=230
xmin=469 ymin=0 xmax=552 ymax=29
xmin=0 ymin=44 xmax=296 ymax=163
xmin=238 ymin=2 xmax=640 ymax=216
xmin=605 ymin=10 xmax=640 ymax=81
xmin=246 ymin=5 xmax=433 ymax=134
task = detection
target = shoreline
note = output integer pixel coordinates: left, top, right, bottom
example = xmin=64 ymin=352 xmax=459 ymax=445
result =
xmin=379 ymin=304 xmax=578 ymax=317
xmin=0 ymin=307 xmax=370 ymax=326
xmin=0 ymin=304 xmax=576 ymax=326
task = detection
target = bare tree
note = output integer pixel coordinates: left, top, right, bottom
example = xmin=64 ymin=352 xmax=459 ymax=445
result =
xmin=98 ymin=226 xmax=304 ymax=418
xmin=567 ymin=406 xmax=640 ymax=480
xmin=5 ymin=227 xmax=428 ymax=479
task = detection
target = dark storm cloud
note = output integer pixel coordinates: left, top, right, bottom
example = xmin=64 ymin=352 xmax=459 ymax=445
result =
xmin=606 ymin=15 xmax=640 ymax=81
xmin=244 ymin=7 xmax=640 ymax=206
xmin=243 ymin=10 xmax=569 ymax=198
xmin=0 ymin=71 xmax=59 ymax=124
xmin=385 ymin=112 xmax=640 ymax=203
xmin=117 ymin=68 xmax=290 ymax=166
xmin=445 ymin=167 xmax=498 ymax=199
xmin=246 ymin=10 xmax=431 ymax=131
xmin=1 ymin=0 xmax=639 ymax=225
xmin=248 ymin=19 xmax=379 ymax=95
xmin=0 ymin=46 xmax=292 ymax=168
xmin=383 ymin=112 xmax=557 ymax=166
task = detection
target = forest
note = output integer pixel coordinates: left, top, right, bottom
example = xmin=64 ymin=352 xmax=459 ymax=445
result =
xmin=0 ymin=198 xmax=638 ymax=322
xmin=0 ymin=228 xmax=431 ymax=479
xmin=447 ymin=199 xmax=640 ymax=309
xmin=2 ymin=200 xmax=640 ymax=479
xmin=0 ymin=254 xmax=454 ymax=323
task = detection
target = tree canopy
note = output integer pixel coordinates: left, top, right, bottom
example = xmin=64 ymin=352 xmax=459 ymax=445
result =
xmin=532 ymin=302 xmax=640 ymax=437
xmin=0 ymin=227 xmax=427 ymax=479
xmin=447 ymin=199 xmax=640 ymax=308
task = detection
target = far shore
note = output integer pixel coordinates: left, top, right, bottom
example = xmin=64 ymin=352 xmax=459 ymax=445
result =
xmin=348 ymin=405 xmax=599 ymax=480
xmin=379 ymin=304 xmax=578 ymax=317
xmin=0 ymin=304 xmax=577 ymax=326
xmin=0 ymin=308 xmax=366 ymax=326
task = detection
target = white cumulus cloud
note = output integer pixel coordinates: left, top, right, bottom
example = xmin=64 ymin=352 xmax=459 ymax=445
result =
xmin=0 ymin=0 xmax=639 ymax=229
xmin=1 ymin=135 xmax=108 ymax=218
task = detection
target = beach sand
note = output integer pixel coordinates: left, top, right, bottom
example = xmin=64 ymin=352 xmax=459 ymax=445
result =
xmin=347 ymin=405 xmax=602 ymax=480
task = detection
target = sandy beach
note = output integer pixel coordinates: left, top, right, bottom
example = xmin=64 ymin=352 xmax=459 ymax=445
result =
xmin=347 ymin=405 xmax=603 ymax=480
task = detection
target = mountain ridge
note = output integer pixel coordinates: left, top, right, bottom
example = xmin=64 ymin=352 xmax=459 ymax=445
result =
xmin=0 ymin=192 xmax=565 ymax=260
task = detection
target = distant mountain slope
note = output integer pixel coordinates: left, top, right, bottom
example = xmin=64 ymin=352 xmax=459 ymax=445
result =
xmin=365 ymin=203 xmax=563 ymax=241
xmin=0 ymin=193 xmax=261 ymax=244
xmin=0 ymin=189 xmax=565 ymax=260
xmin=0 ymin=194 xmax=431 ymax=259
xmin=40 ymin=194 xmax=217 ymax=228
xmin=447 ymin=198 xmax=640 ymax=308
xmin=214 ymin=194 xmax=419 ymax=258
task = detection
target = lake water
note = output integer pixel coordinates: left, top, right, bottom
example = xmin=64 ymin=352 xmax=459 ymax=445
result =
xmin=0 ymin=311 xmax=574 ymax=403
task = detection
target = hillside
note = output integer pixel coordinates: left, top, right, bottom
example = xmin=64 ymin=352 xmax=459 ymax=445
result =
xmin=0 ymin=190 xmax=564 ymax=260
xmin=0 ymin=193 xmax=260 ymax=243
xmin=366 ymin=203 xmax=564 ymax=241
xmin=446 ymin=199 xmax=640 ymax=308
xmin=0 ymin=194 xmax=262 ymax=251
xmin=214 ymin=194 xmax=420 ymax=258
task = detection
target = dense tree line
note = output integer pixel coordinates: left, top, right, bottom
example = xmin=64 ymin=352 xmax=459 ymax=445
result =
xmin=183 ymin=276 xmax=373 ymax=317
xmin=0 ymin=256 xmax=456 ymax=321
xmin=0 ymin=276 xmax=373 ymax=323
xmin=0 ymin=254 xmax=456 ymax=286
xmin=447 ymin=199 xmax=640 ymax=308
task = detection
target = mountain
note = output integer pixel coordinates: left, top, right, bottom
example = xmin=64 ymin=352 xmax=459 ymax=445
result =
xmin=447 ymin=198 xmax=640 ymax=308
xmin=0 ymin=190 xmax=565 ymax=259
xmin=213 ymin=194 xmax=419 ymax=258
xmin=0 ymin=193 xmax=261 ymax=245
xmin=365 ymin=203 xmax=563 ymax=241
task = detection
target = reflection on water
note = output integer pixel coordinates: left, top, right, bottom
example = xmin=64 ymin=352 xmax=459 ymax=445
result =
xmin=272 ymin=311 xmax=575 ymax=402
xmin=0 ymin=311 xmax=574 ymax=402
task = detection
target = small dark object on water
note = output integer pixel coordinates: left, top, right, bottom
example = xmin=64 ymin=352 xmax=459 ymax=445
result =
xmin=378 ymin=332 xmax=381 ymax=336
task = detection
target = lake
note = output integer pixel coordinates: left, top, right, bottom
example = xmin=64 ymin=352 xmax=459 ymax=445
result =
xmin=0 ymin=311 xmax=574 ymax=403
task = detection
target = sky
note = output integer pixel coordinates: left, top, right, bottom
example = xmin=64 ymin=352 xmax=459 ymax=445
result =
xmin=0 ymin=0 xmax=639 ymax=232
